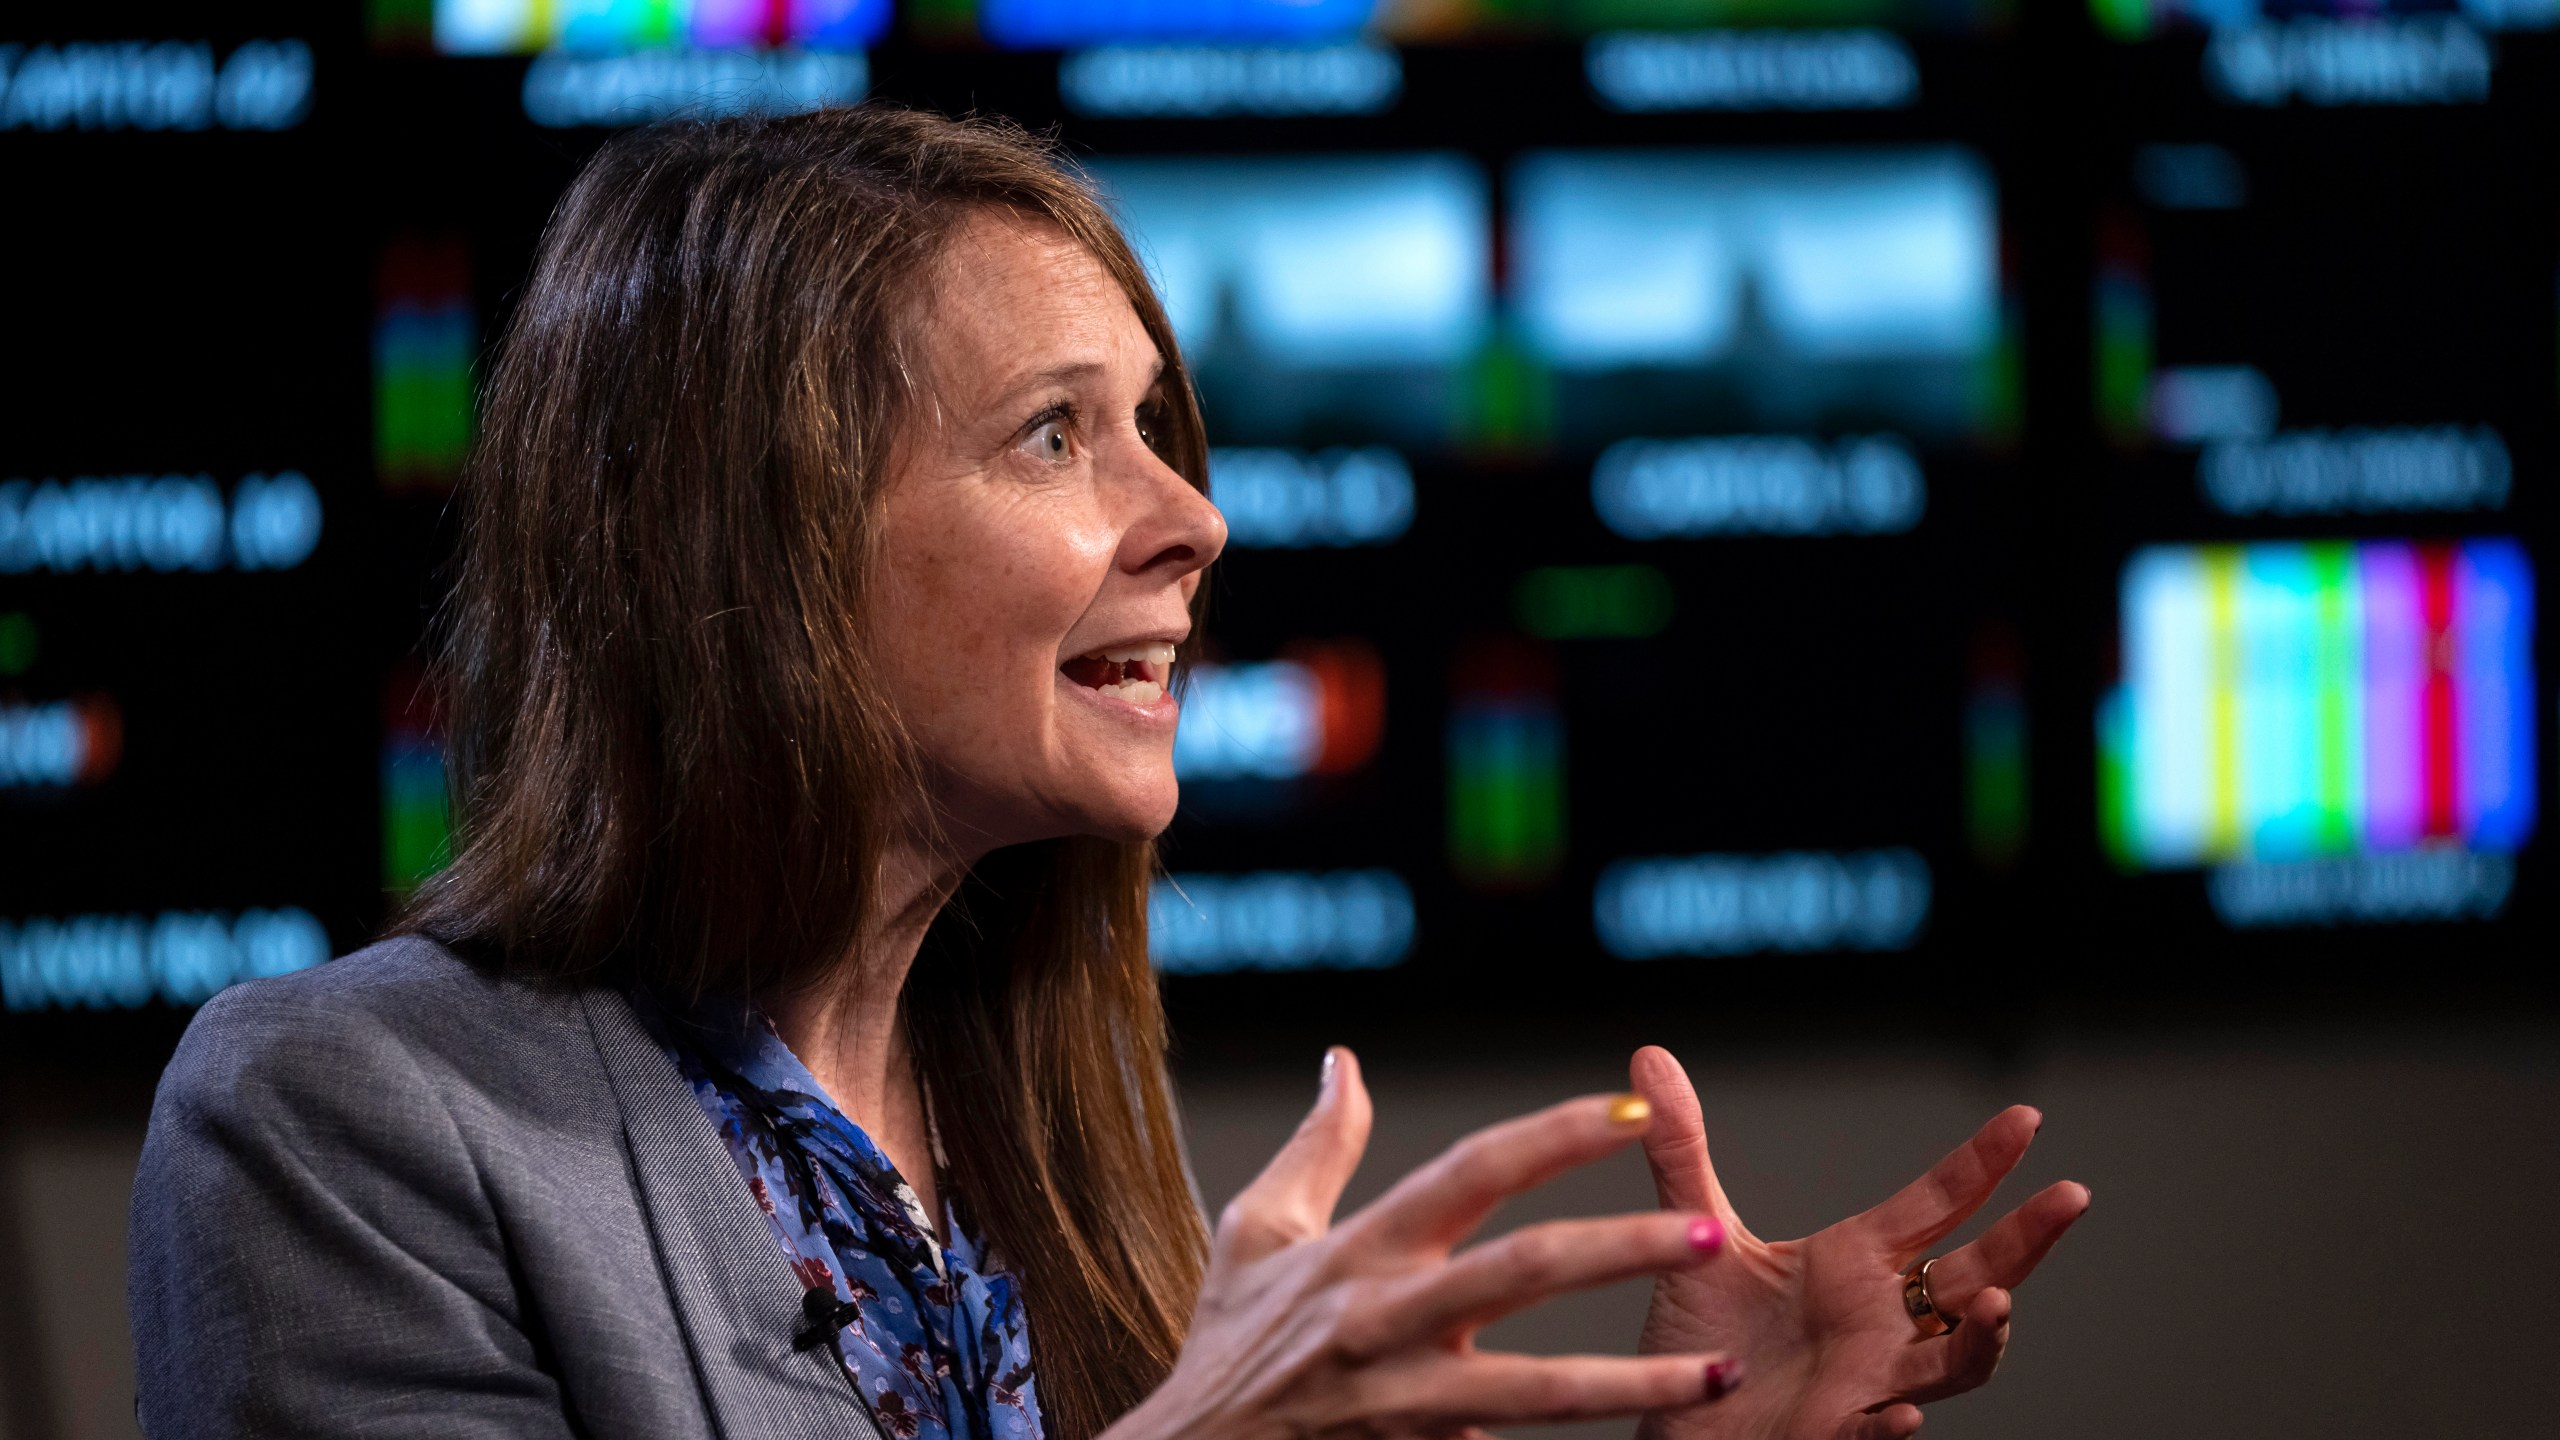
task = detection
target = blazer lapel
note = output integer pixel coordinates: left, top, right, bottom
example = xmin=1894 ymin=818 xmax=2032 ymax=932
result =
xmin=582 ymin=987 xmax=886 ymax=1440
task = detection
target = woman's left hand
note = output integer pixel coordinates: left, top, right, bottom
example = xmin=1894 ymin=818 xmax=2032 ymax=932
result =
xmin=1628 ymin=1045 xmax=2090 ymax=1440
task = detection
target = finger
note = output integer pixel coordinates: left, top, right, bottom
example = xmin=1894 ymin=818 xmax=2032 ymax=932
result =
xmin=1343 ymin=1092 xmax=1656 ymax=1254
xmin=1836 ymin=1403 xmax=1924 ymax=1440
xmin=1379 ymin=1350 xmax=1738 ymax=1427
xmin=1351 ymin=1211 xmax=1727 ymax=1352
xmin=1857 ymin=1106 xmax=2041 ymax=1262
xmin=1889 ymin=1286 xmax=2012 ymax=1404
xmin=1923 ymin=1181 xmax=2090 ymax=1306
xmin=1215 ymin=1047 xmax=1374 ymax=1265
xmin=1630 ymin=1046 xmax=1741 ymax=1224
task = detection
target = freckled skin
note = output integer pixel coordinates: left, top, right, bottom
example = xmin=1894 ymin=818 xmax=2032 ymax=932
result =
xmin=868 ymin=211 xmax=1225 ymax=854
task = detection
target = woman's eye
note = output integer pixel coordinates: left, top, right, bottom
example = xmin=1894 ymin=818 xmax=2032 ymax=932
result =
xmin=1022 ymin=420 xmax=1072 ymax=463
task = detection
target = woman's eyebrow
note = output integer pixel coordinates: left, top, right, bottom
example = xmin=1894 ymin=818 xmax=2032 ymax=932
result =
xmin=987 ymin=352 xmax=1167 ymax=413
xmin=987 ymin=360 xmax=1105 ymax=413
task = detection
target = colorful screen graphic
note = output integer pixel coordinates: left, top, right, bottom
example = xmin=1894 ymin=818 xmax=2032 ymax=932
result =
xmin=376 ymin=238 xmax=476 ymax=493
xmin=0 ymin=697 xmax=120 ymax=790
xmin=1175 ymin=642 xmax=1386 ymax=785
xmin=1448 ymin=638 xmax=1565 ymax=888
xmin=2101 ymin=539 xmax=2536 ymax=868
xmin=429 ymin=0 xmax=890 ymax=54
xmin=972 ymin=0 xmax=1377 ymax=47
xmin=383 ymin=669 xmax=452 ymax=898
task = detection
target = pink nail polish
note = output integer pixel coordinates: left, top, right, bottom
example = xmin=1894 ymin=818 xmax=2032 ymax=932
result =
xmin=1705 ymin=1359 xmax=1742 ymax=1401
xmin=1686 ymin=1217 xmax=1725 ymax=1255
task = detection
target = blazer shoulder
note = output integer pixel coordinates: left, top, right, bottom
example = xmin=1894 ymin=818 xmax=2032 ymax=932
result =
xmin=162 ymin=934 xmax=606 ymax=1115
xmin=206 ymin=929 xmax=504 ymax=1012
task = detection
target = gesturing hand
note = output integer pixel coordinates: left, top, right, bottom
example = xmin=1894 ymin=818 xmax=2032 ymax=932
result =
xmin=1109 ymin=1049 xmax=1741 ymax=1440
xmin=1629 ymin=1046 xmax=2090 ymax=1440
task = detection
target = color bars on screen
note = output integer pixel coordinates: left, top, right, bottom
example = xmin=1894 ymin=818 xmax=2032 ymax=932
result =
xmin=430 ymin=0 xmax=888 ymax=54
xmin=2102 ymin=538 xmax=2536 ymax=868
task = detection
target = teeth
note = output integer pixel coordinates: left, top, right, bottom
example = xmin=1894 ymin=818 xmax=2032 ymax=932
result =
xmin=1100 ymin=679 xmax=1165 ymax=705
xmin=1098 ymin=642 xmax=1178 ymax=666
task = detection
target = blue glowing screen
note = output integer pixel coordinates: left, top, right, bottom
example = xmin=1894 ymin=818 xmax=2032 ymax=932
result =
xmin=1091 ymin=153 xmax=1487 ymax=368
xmin=1087 ymin=153 xmax=1489 ymax=450
xmin=981 ymin=0 xmax=1379 ymax=49
xmin=1510 ymin=147 xmax=2001 ymax=443
xmin=1149 ymin=869 xmax=1415 ymax=973
xmin=1512 ymin=148 xmax=1996 ymax=366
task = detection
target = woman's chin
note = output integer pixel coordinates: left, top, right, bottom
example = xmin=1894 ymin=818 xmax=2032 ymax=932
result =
xmin=1039 ymin=729 xmax=1180 ymax=841
xmin=1054 ymin=777 xmax=1179 ymax=844
xmin=1085 ymin=794 xmax=1178 ymax=844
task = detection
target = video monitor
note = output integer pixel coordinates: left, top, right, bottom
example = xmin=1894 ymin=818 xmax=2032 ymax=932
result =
xmin=2085 ymin=7 xmax=2550 ymax=947
xmin=1089 ymin=136 xmax=2002 ymax=982
xmin=2096 ymin=0 xmax=2549 ymax=36
xmin=2103 ymin=540 xmax=2536 ymax=863
xmin=1508 ymin=147 xmax=2002 ymax=452
xmin=1087 ymin=154 xmax=1491 ymax=456
xmin=933 ymin=0 xmax=2011 ymax=47
xmin=956 ymin=0 xmax=1376 ymax=47
xmin=1093 ymin=146 xmax=2001 ymax=458
xmin=23 ymin=3 xmax=2541 ymax=1040
xmin=420 ymin=0 xmax=892 ymax=53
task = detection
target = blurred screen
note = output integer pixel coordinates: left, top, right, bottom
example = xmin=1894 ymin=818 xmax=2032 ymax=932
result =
xmin=2103 ymin=539 xmax=2536 ymax=868
xmin=2 ymin=1 xmax=2552 ymax=1040
xmin=1091 ymin=153 xmax=1492 ymax=453
xmin=930 ymin=0 xmax=2012 ymax=46
xmin=1509 ymin=147 xmax=2001 ymax=447
xmin=428 ymin=0 xmax=892 ymax=52
xmin=2080 ymin=0 xmax=2552 ymax=945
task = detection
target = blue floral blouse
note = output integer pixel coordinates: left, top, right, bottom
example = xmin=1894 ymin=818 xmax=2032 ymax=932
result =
xmin=664 ymin=1007 xmax=1043 ymax=1440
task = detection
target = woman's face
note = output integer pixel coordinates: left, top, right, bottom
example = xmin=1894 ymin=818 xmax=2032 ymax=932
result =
xmin=871 ymin=211 xmax=1225 ymax=854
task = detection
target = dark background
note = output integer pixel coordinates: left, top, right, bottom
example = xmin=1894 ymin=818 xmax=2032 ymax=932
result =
xmin=7 ymin=4 xmax=2550 ymax=1050
xmin=3 ymin=4 xmax=2557 ymax=1437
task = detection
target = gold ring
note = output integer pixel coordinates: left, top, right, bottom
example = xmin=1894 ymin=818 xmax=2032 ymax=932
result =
xmin=1901 ymin=1257 xmax=1960 ymax=1338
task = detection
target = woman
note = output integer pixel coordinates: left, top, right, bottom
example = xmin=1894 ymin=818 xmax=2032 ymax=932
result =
xmin=128 ymin=107 xmax=2086 ymax=1440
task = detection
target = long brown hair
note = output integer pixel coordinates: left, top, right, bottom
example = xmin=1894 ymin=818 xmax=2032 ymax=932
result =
xmin=398 ymin=106 xmax=1210 ymax=1437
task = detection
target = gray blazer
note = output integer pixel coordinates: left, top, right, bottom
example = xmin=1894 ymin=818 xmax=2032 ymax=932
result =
xmin=128 ymin=935 xmax=888 ymax=1439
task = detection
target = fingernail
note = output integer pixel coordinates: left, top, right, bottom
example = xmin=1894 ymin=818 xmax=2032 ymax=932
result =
xmin=1704 ymin=1359 xmax=1742 ymax=1401
xmin=1687 ymin=1216 xmax=1725 ymax=1255
xmin=1320 ymin=1048 xmax=1339 ymax=1093
xmin=1606 ymin=1093 xmax=1651 ymax=1126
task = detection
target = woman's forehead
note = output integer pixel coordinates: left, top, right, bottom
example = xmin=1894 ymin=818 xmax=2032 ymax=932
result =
xmin=921 ymin=214 xmax=1159 ymax=397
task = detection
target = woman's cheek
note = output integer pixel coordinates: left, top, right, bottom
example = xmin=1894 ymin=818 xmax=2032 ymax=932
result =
xmin=1016 ymin=516 xmax=1126 ymax=629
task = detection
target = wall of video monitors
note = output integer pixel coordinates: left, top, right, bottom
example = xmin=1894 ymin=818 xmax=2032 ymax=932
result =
xmin=1 ymin=0 xmax=2551 ymax=1039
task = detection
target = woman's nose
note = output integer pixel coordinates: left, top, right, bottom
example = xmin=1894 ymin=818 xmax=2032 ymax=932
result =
xmin=1122 ymin=449 xmax=1227 ymax=580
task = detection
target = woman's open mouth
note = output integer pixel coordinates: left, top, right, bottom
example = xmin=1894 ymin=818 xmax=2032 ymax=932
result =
xmin=1060 ymin=642 xmax=1175 ymax=706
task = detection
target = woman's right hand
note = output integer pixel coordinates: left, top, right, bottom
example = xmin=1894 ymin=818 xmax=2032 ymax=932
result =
xmin=1105 ymin=1048 xmax=1740 ymax=1440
